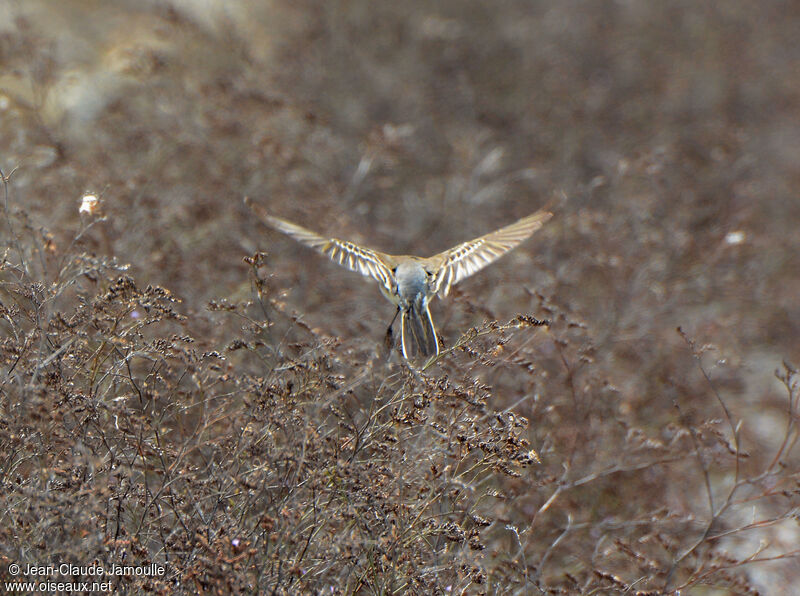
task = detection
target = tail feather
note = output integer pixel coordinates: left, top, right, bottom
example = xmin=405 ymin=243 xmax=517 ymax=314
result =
xmin=401 ymin=301 xmax=439 ymax=360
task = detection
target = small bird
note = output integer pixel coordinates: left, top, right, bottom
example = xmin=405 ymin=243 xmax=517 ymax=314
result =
xmin=245 ymin=197 xmax=552 ymax=360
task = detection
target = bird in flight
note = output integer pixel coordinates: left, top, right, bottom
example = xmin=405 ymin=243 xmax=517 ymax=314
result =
xmin=245 ymin=197 xmax=552 ymax=361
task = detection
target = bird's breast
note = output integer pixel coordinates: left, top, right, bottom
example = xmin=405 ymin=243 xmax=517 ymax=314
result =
xmin=394 ymin=261 xmax=430 ymax=304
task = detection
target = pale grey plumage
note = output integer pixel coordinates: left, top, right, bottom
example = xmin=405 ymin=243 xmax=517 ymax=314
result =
xmin=245 ymin=197 xmax=552 ymax=359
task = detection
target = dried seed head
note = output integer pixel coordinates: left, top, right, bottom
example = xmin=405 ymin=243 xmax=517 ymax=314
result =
xmin=79 ymin=194 xmax=100 ymax=215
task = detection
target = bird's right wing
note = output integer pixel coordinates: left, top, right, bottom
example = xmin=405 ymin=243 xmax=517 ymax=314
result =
xmin=245 ymin=198 xmax=396 ymax=292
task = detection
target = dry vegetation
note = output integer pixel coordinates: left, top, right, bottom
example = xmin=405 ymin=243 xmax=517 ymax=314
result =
xmin=1 ymin=1 xmax=799 ymax=594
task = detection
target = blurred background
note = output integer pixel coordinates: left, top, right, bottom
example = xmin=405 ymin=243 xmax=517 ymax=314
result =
xmin=2 ymin=0 xmax=799 ymax=591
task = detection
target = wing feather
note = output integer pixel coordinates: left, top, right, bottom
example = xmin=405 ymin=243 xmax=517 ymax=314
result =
xmin=432 ymin=209 xmax=552 ymax=296
xmin=245 ymin=198 xmax=395 ymax=291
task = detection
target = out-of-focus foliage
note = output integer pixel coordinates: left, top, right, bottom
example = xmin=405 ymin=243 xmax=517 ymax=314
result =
xmin=1 ymin=1 xmax=798 ymax=593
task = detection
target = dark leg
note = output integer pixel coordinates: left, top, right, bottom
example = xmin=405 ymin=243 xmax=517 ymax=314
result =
xmin=384 ymin=306 xmax=400 ymax=351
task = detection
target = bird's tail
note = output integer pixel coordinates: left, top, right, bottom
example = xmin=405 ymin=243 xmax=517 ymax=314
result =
xmin=401 ymin=299 xmax=439 ymax=360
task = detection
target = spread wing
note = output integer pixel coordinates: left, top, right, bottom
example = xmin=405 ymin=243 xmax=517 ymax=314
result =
xmin=432 ymin=209 xmax=552 ymax=297
xmin=245 ymin=198 xmax=395 ymax=292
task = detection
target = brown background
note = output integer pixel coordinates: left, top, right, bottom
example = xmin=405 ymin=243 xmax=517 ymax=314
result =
xmin=1 ymin=1 xmax=799 ymax=593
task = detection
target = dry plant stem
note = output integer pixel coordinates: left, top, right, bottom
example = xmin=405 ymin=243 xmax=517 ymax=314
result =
xmin=533 ymin=516 xmax=573 ymax=593
xmin=0 ymin=165 xmax=27 ymax=276
xmin=766 ymin=363 xmax=800 ymax=474
xmin=663 ymin=334 xmax=799 ymax=592
xmin=422 ymin=316 xmax=548 ymax=371
xmin=663 ymin=331 xmax=742 ymax=590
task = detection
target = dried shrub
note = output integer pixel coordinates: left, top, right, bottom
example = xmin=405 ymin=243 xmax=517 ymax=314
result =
xmin=2 ymin=2 xmax=799 ymax=594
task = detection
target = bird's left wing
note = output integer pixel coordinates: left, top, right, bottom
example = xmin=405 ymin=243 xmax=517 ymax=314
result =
xmin=245 ymin=198 xmax=396 ymax=292
xmin=431 ymin=209 xmax=552 ymax=297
